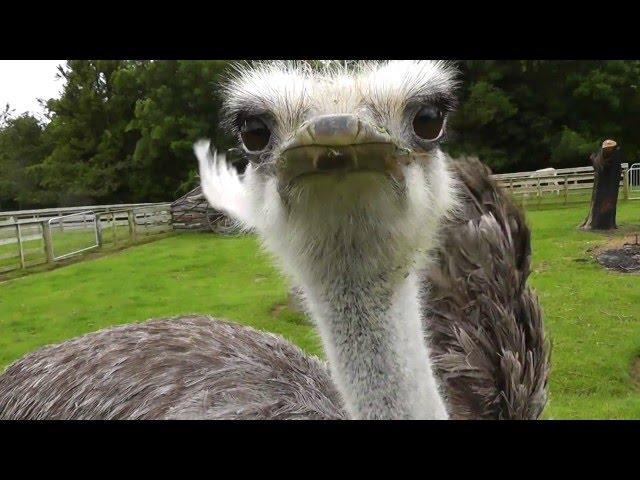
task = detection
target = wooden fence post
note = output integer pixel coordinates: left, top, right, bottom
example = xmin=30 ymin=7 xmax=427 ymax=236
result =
xmin=42 ymin=221 xmax=55 ymax=264
xmin=622 ymin=166 xmax=630 ymax=201
xmin=564 ymin=176 xmax=569 ymax=204
xmin=15 ymin=223 xmax=25 ymax=269
xmin=127 ymin=209 xmax=136 ymax=242
xmin=112 ymin=212 xmax=117 ymax=246
xmin=537 ymin=178 xmax=542 ymax=206
xmin=96 ymin=213 xmax=104 ymax=247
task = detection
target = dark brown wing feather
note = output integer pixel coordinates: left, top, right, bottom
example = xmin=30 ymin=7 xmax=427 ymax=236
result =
xmin=424 ymin=157 xmax=551 ymax=419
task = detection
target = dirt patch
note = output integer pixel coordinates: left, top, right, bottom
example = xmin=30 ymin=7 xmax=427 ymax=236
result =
xmin=270 ymin=303 xmax=286 ymax=317
xmin=597 ymin=243 xmax=640 ymax=273
xmin=588 ymin=236 xmax=631 ymax=256
xmin=270 ymin=301 xmax=313 ymax=326
xmin=532 ymin=261 xmax=551 ymax=274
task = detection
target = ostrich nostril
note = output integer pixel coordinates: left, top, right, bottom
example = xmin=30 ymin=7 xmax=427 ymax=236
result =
xmin=315 ymin=151 xmax=354 ymax=172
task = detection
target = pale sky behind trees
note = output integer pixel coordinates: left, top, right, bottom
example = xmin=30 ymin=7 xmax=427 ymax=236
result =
xmin=0 ymin=60 xmax=65 ymax=120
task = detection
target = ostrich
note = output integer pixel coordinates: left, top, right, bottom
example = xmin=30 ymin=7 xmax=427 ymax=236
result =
xmin=0 ymin=61 xmax=549 ymax=420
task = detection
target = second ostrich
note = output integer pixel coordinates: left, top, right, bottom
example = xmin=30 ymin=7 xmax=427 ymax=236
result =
xmin=0 ymin=61 xmax=549 ymax=420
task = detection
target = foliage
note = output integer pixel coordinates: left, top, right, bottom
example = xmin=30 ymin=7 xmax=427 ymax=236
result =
xmin=0 ymin=113 xmax=51 ymax=209
xmin=0 ymin=60 xmax=231 ymax=208
xmin=2 ymin=60 xmax=640 ymax=208
xmin=446 ymin=60 xmax=640 ymax=172
xmin=126 ymin=60 xmax=230 ymax=201
xmin=29 ymin=61 xmax=142 ymax=206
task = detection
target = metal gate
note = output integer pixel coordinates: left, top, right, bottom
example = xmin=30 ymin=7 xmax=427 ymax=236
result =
xmin=629 ymin=163 xmax=640 ymax=200
xmin=48 ymin=211 xmax=99 ymax=261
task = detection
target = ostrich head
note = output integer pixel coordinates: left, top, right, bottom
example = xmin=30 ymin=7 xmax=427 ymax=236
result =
xmin=198 ymin=61 xmax=459 ymax=285
xmin=197 ymin=61 xmax=460 ymax=419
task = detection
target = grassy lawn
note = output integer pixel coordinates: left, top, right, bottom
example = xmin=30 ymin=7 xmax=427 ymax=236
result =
xmin=527 ymin=200 xmax=640 ymax=419
xmin=0 ymin=200 xmax=639 ymax=418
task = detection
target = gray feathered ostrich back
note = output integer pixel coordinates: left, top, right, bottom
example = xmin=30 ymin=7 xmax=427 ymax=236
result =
xmin=424 ymin=157 xmax=551 ymax=419
xmin=0 ymin=316 xmax=345 ymax=420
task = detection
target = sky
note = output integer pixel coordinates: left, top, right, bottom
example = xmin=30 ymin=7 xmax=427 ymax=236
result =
xmin=0 ymin=60 xmax=65 ymax=120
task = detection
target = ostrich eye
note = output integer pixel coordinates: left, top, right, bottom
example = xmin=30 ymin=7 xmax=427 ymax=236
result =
xmin=240 ymin=117 xmax=271 ymax=152
xmin=412 ymin=106 xmax=445 ymax=141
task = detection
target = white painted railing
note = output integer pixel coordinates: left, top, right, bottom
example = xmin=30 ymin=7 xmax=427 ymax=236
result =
xmin=0 ymin=202 xmax=170 ymax=226
xmin=629 ymin=163 xmax=640 ymax=200
xmin=490 ymin=163 xmax=632 ymax=203
xmin=0 ymin=203 xmax=172 ymax=274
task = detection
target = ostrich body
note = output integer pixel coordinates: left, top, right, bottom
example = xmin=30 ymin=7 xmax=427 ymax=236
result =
xmin=0 ymin=61 xmax=549 ymax=420
xmin=0 ymin=316 xmax=345 ymax=419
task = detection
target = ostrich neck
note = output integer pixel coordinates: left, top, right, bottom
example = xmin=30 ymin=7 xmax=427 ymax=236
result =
xmin=303 ymin=264 xmax=448 ymax=420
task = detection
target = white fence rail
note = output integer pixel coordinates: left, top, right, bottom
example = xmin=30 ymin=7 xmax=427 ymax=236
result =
xmin=0 ymin=202 xmax=168 ymax=225
xmin=0 ymin=203 xmax=172 ymax=274
xmin=490 ymin=163 xmax=633 ymax=204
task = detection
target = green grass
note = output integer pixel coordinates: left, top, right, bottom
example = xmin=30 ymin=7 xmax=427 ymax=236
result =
xmin=0 ymin=233 xmax=322 ymax=370
xmin=0 ymin=201 xmax=639 ymax=418
xmin=526 ymin=200 xmax=640 ymax=419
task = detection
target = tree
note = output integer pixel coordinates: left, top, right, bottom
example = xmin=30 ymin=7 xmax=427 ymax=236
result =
xmin=31 ymin=60 xmax=145 ymax=205
xmin=2 ymin=60 xmax=640 ymax=209
xmin=2 ymin=60 xmax=233 ymax=207
xmin=0 ymin=103 xmax=14 ymax=127
xmin=126 ymin=60 xmax=231 ymax=201
xmin=0 ymin=113 xmax=51 ymax=209
xmin=446 ymin=60 xmax=640 ymax=173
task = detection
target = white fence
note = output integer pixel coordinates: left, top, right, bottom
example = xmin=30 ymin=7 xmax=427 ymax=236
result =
xmin=629 ymin=163 xmax=640 ymax=200
xmin=0 ymin=203 xmax=172 ymax=274
xmin=490 ymin=163 xmax=633 ymax=204
xmin=0 ymin=202 xmax=168 ymax=225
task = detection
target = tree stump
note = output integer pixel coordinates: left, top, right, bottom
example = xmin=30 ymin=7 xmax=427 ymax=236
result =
xmin=580 ymin=139 xmax=623 ymax=231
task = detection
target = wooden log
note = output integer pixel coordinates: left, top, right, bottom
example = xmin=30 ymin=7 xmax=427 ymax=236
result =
xmin=580 ymin=139 xmax=623 ymax=230
xmin=170 ymin=185 xmax=243 ymax=233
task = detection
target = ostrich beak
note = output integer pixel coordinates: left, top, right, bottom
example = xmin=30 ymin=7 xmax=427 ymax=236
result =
xmin=278 ymin=114 xmax=410 ymax=185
